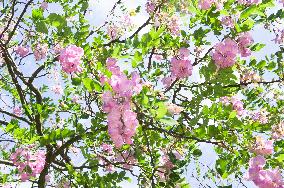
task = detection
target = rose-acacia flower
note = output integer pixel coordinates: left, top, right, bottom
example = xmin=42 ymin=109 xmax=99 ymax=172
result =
xmin=245 ymin=156 xmax=284 ymax=188
xmin=15 ymin=46 xmax=29 ymax=57
xmin=102 ymin=58 xmax=142 ymax=148
xmin=10 ymin=147 xmax=46 ymax=182
xmin=212 ymin=38 xmax=239 ymax=68
xmin=212 ymin=33 xmax=254 ymax=68
xmin=58 ymin=45 xmax=84 ymax=74
xmin=162 ymin=48 xmax=193 ymax=88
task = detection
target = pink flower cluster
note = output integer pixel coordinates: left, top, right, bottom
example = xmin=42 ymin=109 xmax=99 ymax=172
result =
xmin=162 ymin=48 xmax=192 ymax=88
xmin=98 ymin=147 xmax=137 ymax=172
xmin=198 ymin=0 xmax=215 ymax=10
xmin=212 ymin=33 xmax=254 ymax=68
xmin=10 ymin=147 xmax=46 ymax=182
xmin=33 ymin=43 xmax=48 ymax=61
xmin=15 ymin=46 xmax=29 ymax=57
xmin=166 ymin=102 xmax=184 ymax=115
xmin=13 ymin=106 xmax=22 ymax=116
xmin=58 ymin=45 xmax=84 ymax=74
xmin=251 ymin=110 xmax=269 ymax=124
xmin=198 ymin=0 xmax=224 ymax=10
xmin=168 ymin=15 xmax=180 ymax=36
xmin=102 ymin=58 xmax=142 ymax=148
xmin=212 ymin=38 xmax=239 ymax=68
xmin=221 ymin=16 xmax=235 ymax=28
xmin=146 ymin=0 xmax=155 ymax=13
xmin=237 ymin=32 xmax=254 ymax=57
xmin=220 ymin=96 xmax=244 ymax=116
xmin=245 ymin=156 xmax=284 ymax=188
xmin=116 ymin=151 xmax=137 ymax=170
xmin=107 ymin=25 xmax=119 ymax=40
xmin=157 ymin=153 xmax=176 ymax=182
xmin=272 ymin=122 xmax=284 ymax=140
xmin=241 ymin=70 xmax=261 ymax=83
xmin=101 ymin=143 xmax=113 ymax=154
xmin=52 ymin=84 xmax=63 ymax=95
xmin=238 ymin=0 xmax=261 ymax=5
xmin=250 ymin=136 xmax=274 ymax=155
xmin=274 ymin=29 xmax=284 ymax=44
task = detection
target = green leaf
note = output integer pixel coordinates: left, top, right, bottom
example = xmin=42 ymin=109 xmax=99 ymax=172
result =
xmin=47 ymin=13 xmax=67 ymax=30
xmin=82 ymin=78 xmax=102 ymax=92
xmin=35 ymin=21 xmax=48 ymax=34
xmin=250 ymin=43 xmax=265 ymax=51
xmin=229 ymin=111 xmax=237 ymax=119
xmin=156 ymin=102 xmax=167 ymax=119
xmin=72 ymin=77 xmax=82 ymax=86
xmin=257 ymin=60 xmax=266 ymax=69
xmin=240 ymin=5 xmax=265 ymax=19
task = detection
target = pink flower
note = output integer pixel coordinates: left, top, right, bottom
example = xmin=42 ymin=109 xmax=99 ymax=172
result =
xmin=168 ymin=15 xmax=180 ymax=35
xmin=162 ymin=76 xmax=176 ymax=88
xmin=101 ymin=143 xmax=113 ymax=154
xmin=198 ymin=0 xmax=215 ymax=10
xmin=52 ymin=84 xmax=63 ymax=95
xmin=40 ymin=2 xmax=48 ymax=10
xmin=153 ymin=55 xmax=163 ymax=61
xmin=246 ymin=155 xmax=284 ymax=187
xmin=170 ymin=58 xmax=193 ymax=79
xmin=220 ymin=96 xmax=231 ymax=106
xmin=179 ymin=47 xmax=190 ymax=59
xmin=34 ymin=43 xmax=48 ymax=61
xmin=58 ymin=45 xmax=84 ymax=74
xmin=212 ymin=38 xmax=239 ymax=68
xmin=10 ymin=147 xmax=46 ymax=182
xmin=13 ymin=106 xmax=22 ymax=116
xmin=15 ymin=46 xmax=29 ymax=57
xmin=53 ymin=43 xmax=63 ymax=54
xmin=106 ymin=58 xmax=120 ymax=75
xmin=72 ymin=95 xmax=80 ymax=103
xmin=221 ymin=16 xmax=234 ymax=28
xmin=231 ymin=97 xmax=244 ymax=116
xmin=251 ymin=136 xmax=274 ymax=156
xmin=146 ymin=1 xmax=155 ymax=13
xmin=20 ymin=173 xmax=30 ymax=182
xmin=274 ymin=29 xmax=284 ymax=44
xmin=237 ymin=32 xmax=254 ymax=57
xmin=251 ymin=110 xmax=269 ymax=124
xmin=107 ymin=25 xmax=118 ymax=40
xmin=166 ymin=102 xmax=184 ymax=115
xmin=102 ymin=58 xmax=142 ymax=148
xmin=272 ymin=122 xmax=284 ymax=140
xmin=161 ymin=154 xmax=174 ymax=170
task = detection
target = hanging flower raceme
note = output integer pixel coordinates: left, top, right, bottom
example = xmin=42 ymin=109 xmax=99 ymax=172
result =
xmin=102 ymin=58 xmax=142 ymax=148
xmin=198 ymin=0 xmax=215 ymax=10
xmin=251 ymin=110 xmax=269 ymax=124
xmin=162 ymin=47 xmax=192 ymax=88
xmin=10 ymin=146 xmax=46 ymax=182
xmin=237 ymin=32 xmax=254 ymax=57
xmin=212 ymin=38 xmax=239 ymax=68
xmin=250 ymin=136 xmax=274 ymax=156
xmin=245 ymin=156 xmax=284 ymax=188
xmin=58 ymin=45 xmax=84 ymax=74
xmin=15 ymin=46 xmax=29 ymax=57
xmin=238 ymin=0 xmax=261 ymax=5
xmin=33 ymin=43 xmax=48 ymax=61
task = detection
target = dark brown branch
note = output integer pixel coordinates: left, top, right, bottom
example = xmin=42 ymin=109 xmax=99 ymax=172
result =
xmin=6 ymin=0 xmax=33 ymax=44
xmin=0 ymin=109 xmax=32 ymax=124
